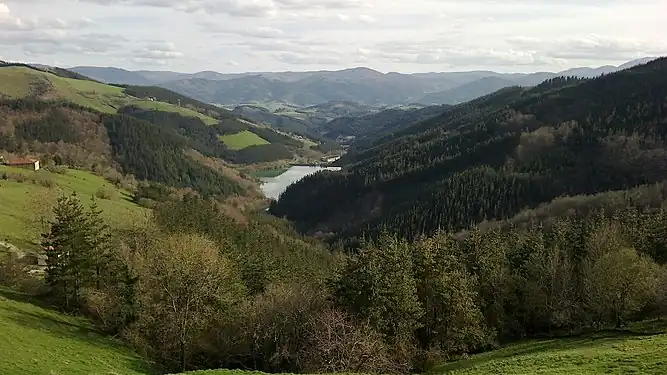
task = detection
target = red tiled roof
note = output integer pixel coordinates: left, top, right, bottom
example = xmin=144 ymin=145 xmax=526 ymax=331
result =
xmin=6 ymin=158 xmax=38 ymax=165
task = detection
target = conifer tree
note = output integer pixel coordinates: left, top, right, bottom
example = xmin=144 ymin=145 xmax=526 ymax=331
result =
xmin=42 ymin=194 xmax=114 ymax=309
xmin=42 ymin=194 xmax=90 ymax=309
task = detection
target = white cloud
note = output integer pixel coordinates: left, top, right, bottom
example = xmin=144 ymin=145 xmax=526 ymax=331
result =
xmin=133 ymin=42 xmax=184 ymax=60
xmin=0 ymin=0 xmax=665 ymax=72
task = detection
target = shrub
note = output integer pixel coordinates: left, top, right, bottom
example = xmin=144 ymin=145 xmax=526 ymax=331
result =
xmin=95 ymin=186 xmax=117 ymax=200
xmin=300 ymin=308 xmax=394 ymax=374
xmin=0 ymin=255 xmax=24 ymax=288
xmin=33 ymin=172 xmax=55 ymax=188
xmin=136 ymin=198 xmax=157 ymax=209
xmin=10 ymin=173 xmax=27 ymax=183
xmin=47 ymin=165 xmax=68 ymax=174
xmin=103 ymin=168 xmax=124 ymax=185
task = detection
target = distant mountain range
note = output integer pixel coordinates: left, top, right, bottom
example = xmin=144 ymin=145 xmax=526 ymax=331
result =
xmin=70 ymin=57 xmax=659 ymax=107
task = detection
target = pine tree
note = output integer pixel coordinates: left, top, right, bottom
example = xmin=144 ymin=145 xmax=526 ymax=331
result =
xmin=42 ymin=194 xmax=90 ymax=309
xmin=41 ymin=194 xmax=114 ymax=310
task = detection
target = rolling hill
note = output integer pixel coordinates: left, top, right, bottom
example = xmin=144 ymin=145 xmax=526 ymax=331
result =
xmin=270 ymin=58 xmax=667 ymax=241
xmin=419 ymin=76 xmax=519 ymax=105
xmin=69 ymin=58 xmax=657 ymax=107
xmin=0 ymin=64 xmax=218 ymax=124
xmin=0 ymin=64 xmax=318 ymax=164
xmin=322 ymin=104 xmax=450 ymax=142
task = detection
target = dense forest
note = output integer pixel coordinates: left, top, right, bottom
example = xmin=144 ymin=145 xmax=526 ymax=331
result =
xmin=323 ymin=104 xmax=451 ymax=143
xmin=271 ymin=58 xmax=667 ymax=243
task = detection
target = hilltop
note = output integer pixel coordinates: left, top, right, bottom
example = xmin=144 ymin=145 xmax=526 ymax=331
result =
xmin=0 ymin=64 xmax=218 ymax=124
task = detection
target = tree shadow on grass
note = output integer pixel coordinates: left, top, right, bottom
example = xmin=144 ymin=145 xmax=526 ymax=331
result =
xmin=0 ymin=288 xmax=59 ymax=313
xmin=433 ymin=324 xmax=667 ymax=374
xmin=0 ymin=288 xmax=158 ymax=374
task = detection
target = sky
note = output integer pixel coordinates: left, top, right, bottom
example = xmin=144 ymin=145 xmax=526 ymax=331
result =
xmin=0 ymin=0 xmax=665 ymax=74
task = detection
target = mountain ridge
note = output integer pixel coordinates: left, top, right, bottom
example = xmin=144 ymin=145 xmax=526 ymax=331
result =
xmin=68 ymin=57 xmax=659 ymax=107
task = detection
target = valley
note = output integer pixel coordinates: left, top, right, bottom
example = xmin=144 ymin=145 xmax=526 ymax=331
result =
xmin=2 ymin=55 xmax=667 ymax=375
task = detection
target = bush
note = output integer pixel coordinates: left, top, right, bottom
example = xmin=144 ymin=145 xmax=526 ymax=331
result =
xmin=33 ymin=172 xmax=55 ymax=188
xmin=10 ymin=173 xmax=27 ymax=183
xmin=95 ymin=186 xmax=117 ymax=200
xmin=300 ymin=308 xmax=394 ymax=374
xmin=102 ymin=167 xmax=124 ymax=184
xmin=0 ymin=255 xmax=24 ymax=288
xmin=47 ymin=165 xmax=68 ymax=174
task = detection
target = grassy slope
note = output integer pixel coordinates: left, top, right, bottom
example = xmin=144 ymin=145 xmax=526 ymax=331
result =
xmin=0 ymin=165 xmax=146 ymax=250
xmin=219 ymin=130 xmax=270 ymax=150
xmin=433 ymin=321 xmax=667 ymax=375
xmin=0 ymin=288 xmax=156 ymax=375
xmin=0 ymin=66 xmax=217 ymax=124
xmin=172 ymin=323 xmax=667 ymax=375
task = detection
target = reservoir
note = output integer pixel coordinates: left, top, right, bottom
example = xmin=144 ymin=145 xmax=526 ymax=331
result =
xmin=260 ymin=165 xmax=342 ymax=200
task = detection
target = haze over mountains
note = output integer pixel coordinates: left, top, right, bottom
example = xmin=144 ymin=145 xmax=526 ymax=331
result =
xmin=70 ymin=57 xmax=656 ymax=107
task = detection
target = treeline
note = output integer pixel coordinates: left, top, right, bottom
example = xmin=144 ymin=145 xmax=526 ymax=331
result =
xmin=6 ymin=193 xmax=666 ymax=374
xmin=271 ymin=58 xmax=667 ymax=241
xmin=120 ymin=85 xmax=232 ymax=120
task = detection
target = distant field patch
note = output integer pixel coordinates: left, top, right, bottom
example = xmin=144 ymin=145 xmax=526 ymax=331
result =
xmin=219 ymin=130 xmax=270 ymax=150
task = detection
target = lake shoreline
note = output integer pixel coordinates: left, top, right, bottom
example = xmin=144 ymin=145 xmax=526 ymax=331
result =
xmin=260 ymin=165 xmax=342 ymax=200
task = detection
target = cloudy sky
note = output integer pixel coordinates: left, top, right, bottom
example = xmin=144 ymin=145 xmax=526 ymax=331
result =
xmin=0 ymin=0 xmax=665 ymax=73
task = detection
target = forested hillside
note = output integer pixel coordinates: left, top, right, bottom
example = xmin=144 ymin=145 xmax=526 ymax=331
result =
xmin=271 ymin=58 xmax=667 ymax=242
xmin=323 ymin=104 xmax=450 ymax=143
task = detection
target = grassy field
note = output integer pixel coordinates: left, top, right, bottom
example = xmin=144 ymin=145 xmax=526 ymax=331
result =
xmin=0 ymin=66 xmax=218 ymax=124
xmin=0 ymin=288 xmax=156 ymax=375
xmin=219 ymin=130 xmax=270 ymax=150
xmin=433 ymin=320 xmax=667 ymax=375
xmin=0 ymin=165 xmax=146 ymax=250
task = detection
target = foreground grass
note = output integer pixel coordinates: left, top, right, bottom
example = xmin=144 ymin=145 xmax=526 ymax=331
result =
xmin=0 ymin=288 xmax=156 ymax=375
xmin=0 ymin=66 xmax=217 ymax=124
xmin=219 ymin=130 xmax=270 ymax=150
xmin=434 ymin=320 xmax=667 ymax=375
xmin=0 ymin=165 xmax=146 ymax=250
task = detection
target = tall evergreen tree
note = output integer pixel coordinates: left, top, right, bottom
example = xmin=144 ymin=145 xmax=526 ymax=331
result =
xmin=42 ymin=194 xmax=91 ymax=309
xmin=42 ymin=194 xmax=114 ymax=310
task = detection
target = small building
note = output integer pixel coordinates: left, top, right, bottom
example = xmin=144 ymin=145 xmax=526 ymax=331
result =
xmin=3 ymin=158 xmax=40 ymax=171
